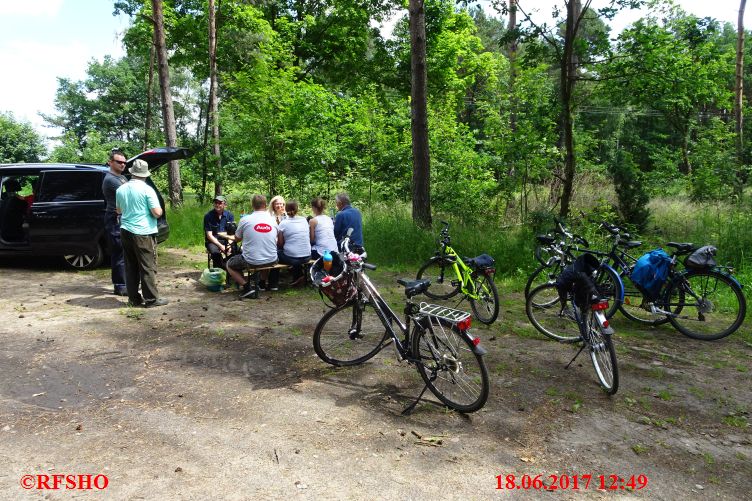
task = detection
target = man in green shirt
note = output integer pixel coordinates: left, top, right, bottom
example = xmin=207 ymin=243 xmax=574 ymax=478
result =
xmin=115 ymin=159 xmax=168 ymax=308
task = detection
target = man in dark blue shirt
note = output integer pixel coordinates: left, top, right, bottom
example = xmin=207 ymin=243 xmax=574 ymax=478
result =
xmin=102 ymin=149 xmax=128 ymax=296
xmin=333 ymin=192 xmax=364 ymax=254
xmin=204 ymin=195 xmax=235 ymax=268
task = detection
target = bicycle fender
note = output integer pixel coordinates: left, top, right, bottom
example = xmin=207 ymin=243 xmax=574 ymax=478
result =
xmin=463 ymin=331 xmax=487 ymax=355
xmin=675 ymin=268 xmax=743 ymax=289
xmin=601 ymin=263 xmax=625 ymax=302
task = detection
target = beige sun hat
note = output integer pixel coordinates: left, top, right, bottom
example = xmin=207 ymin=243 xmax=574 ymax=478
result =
xmin=129 ymin=159 xmax=151 ymax=177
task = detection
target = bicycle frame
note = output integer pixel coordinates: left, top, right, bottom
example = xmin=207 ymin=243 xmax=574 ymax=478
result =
xmin=435 ymin=245 xmax=489 ymax=301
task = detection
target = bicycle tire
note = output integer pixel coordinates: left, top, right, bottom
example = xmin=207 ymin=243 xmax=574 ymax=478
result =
xmin=411 ymin=317 xmax=489 ymax=412
xmin=525 ymin=283 xmax=581 ymax=343
xmin=594 ymin=265 xmax=622 ymax=319
xmin=313 ymin=299 xmax=389 ymax=366
xmin=665 ymin=270 xmax=747 ymax=340
xmin=417 ymin=258 xmax=461 ymax=300
xmin=524 ymin=261 xmax=564 ymax=299
xmin=469 ymin=274 xmax=500 ymax=324
xmin=586 ymin=312 xmax=619 ymax=394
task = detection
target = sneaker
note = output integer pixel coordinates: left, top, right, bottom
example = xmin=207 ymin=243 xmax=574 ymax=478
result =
xmin=269 ymin=284 xmax=279 ymax=291
xmin=144 ymin=298 xmax=169 ymax=308
xmin=114 ymin=286 xmax=128 ymax=296
xmin=127 ymin=300 xmax=143 ymax=308
xmin=258 ymin=280 xmax=267 ymax=291
xmin=239 ymin=284 xmax=258 ymax=299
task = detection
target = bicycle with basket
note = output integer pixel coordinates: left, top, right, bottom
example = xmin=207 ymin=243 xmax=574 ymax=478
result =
xmin=310 ymin=229 xmax=490 ymax=414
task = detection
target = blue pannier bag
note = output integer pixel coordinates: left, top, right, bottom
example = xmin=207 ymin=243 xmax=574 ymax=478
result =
xmin=630 ymin=249 xmax=672 ymax=299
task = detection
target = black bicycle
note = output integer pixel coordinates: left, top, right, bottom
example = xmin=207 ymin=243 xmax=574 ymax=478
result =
xmin=525 ymin=262 xmax=619 ymax=395
xmin=311 ymin=231 xmax=490 ymax=413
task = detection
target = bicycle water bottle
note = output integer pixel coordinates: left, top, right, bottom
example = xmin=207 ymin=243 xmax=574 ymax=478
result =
xmin=323 ymin=251 xmax=333 ymax=272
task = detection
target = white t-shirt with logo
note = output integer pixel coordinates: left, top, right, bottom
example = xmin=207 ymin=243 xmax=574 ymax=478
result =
xmin=236 ymin=210 xmax=278 ymax=265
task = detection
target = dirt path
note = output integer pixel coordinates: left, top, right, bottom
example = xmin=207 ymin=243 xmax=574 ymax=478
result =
xmin=0 ymin=249 xmax=750 ymax=499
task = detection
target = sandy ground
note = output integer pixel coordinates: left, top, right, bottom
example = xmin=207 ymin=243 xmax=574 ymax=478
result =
xmin=0 ymin=248 xmax=750 ymax=500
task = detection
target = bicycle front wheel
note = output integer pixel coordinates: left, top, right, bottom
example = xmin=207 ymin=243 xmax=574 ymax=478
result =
xmin=411 ymin=317 xmax=489 ymax=413
xmin=524 ymin=261 xmax=563 ymax=299
xmin=594 ymin=265 xmax=622 ymax=319
xmin=665 ymin=270 xmax=747 ymax=341
xmin=469 ymin=274 xmax=500 ymax=324
xmin=525 ymin=283 xmax=581 ymax=343
xmin=587 ymin=312 xmax=619 ymax=394
xmin=313 ymin=300 xmax=389 ymax=366
xmin=417 ymin=258 xmax=461 ymax=299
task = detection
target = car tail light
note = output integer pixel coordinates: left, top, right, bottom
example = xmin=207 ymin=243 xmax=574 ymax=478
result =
xmin=591 ymin=301 xmax=609 ymax=311
xmin=457 ymin=317 xmax=472 ymax=331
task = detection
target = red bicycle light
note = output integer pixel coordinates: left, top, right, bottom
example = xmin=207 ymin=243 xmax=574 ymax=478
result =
xmin=471 ymin=336 xmax=481 ymax=346
xmin=457 ymin=317 xmax=472 ymax=331
xmin=602 ymin=319 xmax=610 ymax=328
xmin=591 ymin=301 xmax=609 ymax=311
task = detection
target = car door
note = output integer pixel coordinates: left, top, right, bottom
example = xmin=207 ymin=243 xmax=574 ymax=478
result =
xmin=28 ymin=169 xmax=105 ymax=255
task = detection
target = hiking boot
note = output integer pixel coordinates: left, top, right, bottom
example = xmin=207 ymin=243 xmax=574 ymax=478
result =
xmin=144 ymin=298 xmax=169 ymax=308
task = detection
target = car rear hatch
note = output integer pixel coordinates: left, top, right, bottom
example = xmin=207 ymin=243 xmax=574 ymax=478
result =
xmin=125 ymin=147 xmax=192 ymax=243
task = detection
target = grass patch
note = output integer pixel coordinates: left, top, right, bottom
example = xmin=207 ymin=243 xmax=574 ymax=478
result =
xmin=722 ymin=415 xmax=749 ymax=428
xmin=631 ymin=444 xmax=648 ymax=455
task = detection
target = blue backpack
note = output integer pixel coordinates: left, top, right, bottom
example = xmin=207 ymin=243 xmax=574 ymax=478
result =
xmin=630 ymin=249 xmax=672 ymax=299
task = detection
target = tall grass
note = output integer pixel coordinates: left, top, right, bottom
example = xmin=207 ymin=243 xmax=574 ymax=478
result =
xmin=162 ymin=197 xmax=752 ymax=285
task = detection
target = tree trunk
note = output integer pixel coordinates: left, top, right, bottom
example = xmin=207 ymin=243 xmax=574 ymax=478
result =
xmin=558 ymin=0 xmax=582 ymax=219
xmin=507 ymin=0 xmax=518 ymax=134
xmin=144 ymin=29 xmax=156 ymax=150
xmin=209 ymin=0 xmax=222 ymax=197
xmin=409 ymin=0 xmax=432 ymax=228
xmin=151 ymin=0 xmax=182 ymax=207
xmin=735 ymin=0 xmax=747 ymax=195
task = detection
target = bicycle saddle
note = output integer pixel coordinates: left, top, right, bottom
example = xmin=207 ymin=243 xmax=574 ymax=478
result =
xmin=397 ymin=278 xmax=431 ymax=298
xmin=666 ymin=242 xmax=695 ymax=253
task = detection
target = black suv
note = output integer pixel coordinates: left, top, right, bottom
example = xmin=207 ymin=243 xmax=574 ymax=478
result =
xmin=0 ymin=147 xmax=191 ymax=269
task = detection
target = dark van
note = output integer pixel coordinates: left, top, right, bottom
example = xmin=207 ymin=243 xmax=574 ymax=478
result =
xmin=0 ymin=147 xmax=191 ymax=269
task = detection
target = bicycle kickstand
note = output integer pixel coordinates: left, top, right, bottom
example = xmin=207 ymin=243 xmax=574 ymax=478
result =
xmin=401 ymin=384 xmax=431 ymax=416
xmin=565 ymin=343 xmax=587 ymax=370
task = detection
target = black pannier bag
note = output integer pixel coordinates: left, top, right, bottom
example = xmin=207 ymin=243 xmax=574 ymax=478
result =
xmin=684 ymin=245 xmax=717 ymax=270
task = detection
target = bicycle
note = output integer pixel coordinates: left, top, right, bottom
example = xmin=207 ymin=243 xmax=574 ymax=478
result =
xmin=311 ymin=230 xmax=490 ymax=413
xmin=525 ymin=218 xmax=623 ymax=319
xmin=525 ymin=257 xmax=619 ymax=395
xmin=415 ymin=221 xmax=500 ymax=324
xmin=620 ymin=242 xmax=746 ymax=340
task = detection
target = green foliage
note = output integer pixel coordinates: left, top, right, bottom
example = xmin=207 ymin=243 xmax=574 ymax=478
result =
xmin=689 ymin=117 xmax=737 ymax=201
xmin=609 ymin=149 xmax=650 ymax=230
xmin=0 ymin=112 xmax=46 ymax=163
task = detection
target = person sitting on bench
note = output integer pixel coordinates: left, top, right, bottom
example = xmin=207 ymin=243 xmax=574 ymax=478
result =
xmin=226 ymin=194 xmax=279 ymax=298
xmin=277 ymin=200 xmax=311 ymax=287
xmin=204 ymin=195 xmax=235 ymax=269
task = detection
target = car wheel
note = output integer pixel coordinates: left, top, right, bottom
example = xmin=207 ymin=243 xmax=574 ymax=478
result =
xmin=63 ymin=243 xmax=104 ymax=270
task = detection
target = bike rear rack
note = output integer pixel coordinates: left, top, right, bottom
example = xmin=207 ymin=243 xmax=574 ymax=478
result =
xmin=418 ymin=302 xmax=471 ymax=324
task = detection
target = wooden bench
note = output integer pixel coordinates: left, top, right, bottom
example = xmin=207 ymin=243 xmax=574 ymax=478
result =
xmin=241 ymin=259 xmax=317 ymax=296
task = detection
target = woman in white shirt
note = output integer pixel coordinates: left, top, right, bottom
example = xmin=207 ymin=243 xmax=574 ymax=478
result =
xmin=277 ymin=200 xmax=311 ymax=286
xmin=309 ymin=197 xmax=338 ymax=259
xmin=268 ymin=195 xmax=287 ymax=224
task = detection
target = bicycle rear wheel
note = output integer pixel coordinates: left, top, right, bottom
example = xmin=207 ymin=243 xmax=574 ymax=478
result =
xmin=665 ymin=270 xmax=746 ymax=340
xmin=586 ymin=312 xmax=619 ymax=394
xmin=525 ymin=283 xmax=581 ymax=343
xmin=411 ymin=317 xmax=489 ymax=413
xmin=313 ymin=299 xmax=389 ymax=366
xmin=417 ymin=258 xmax=461 ymax=300
xmin=469 ymin=274 xmax=500 ymax=324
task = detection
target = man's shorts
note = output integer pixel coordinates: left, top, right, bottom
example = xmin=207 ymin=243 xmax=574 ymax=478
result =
xmin=227 ymin=254 xmax=278 ymax=271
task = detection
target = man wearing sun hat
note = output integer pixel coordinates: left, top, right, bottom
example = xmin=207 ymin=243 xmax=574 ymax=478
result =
xmin=116 ymin=159 xmax=168 ymax=308
xmin=204 ymin=194 xmax=235 ymax=269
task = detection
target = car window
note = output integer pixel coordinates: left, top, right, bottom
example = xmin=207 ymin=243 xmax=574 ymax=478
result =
xmin=37 ymin=171 xmax=103 ymax=203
